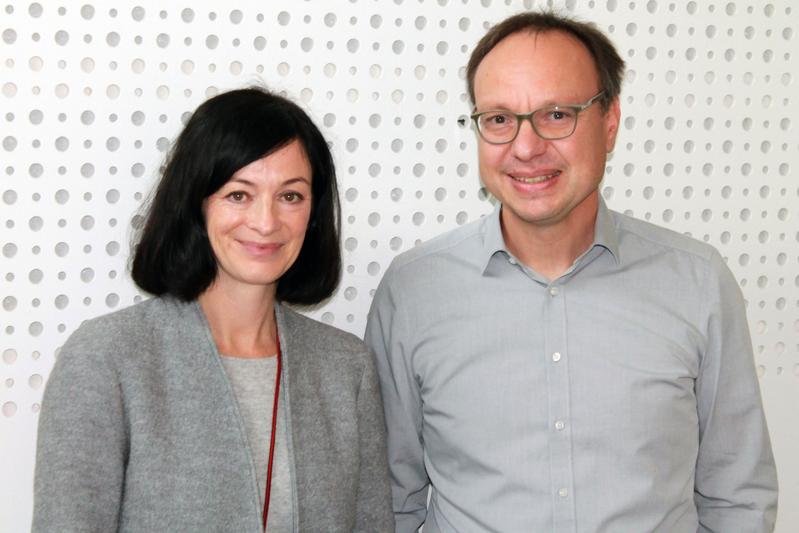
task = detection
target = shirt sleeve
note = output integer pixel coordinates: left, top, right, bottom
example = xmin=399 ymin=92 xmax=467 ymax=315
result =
xmin=364 ymin=268 xmax=429 ymax=533
xmin=694 ymin=250 xmax=778 ymax=532
xmin=32 ymin=326 xmax=127 ymax=533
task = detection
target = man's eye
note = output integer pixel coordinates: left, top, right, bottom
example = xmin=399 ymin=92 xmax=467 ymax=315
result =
xmin=483 ymin=112 xmax=514 ymax=127
xmin=545 ymin=109 xmax=575 ymax=121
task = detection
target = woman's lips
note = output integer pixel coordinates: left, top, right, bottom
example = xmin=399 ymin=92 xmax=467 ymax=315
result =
xmin=238 ymin=240 xmax=282 ymax=256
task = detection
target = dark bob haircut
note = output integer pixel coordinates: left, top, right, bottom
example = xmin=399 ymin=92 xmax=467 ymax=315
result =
xmin=131 ymin=87 xmax=340 ymax=305
xmin=466 ymin=11 xmax=625 ymax=110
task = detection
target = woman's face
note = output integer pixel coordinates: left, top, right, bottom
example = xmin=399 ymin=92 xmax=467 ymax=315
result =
xmin=204 ymin=139 xmax=313 ymax=294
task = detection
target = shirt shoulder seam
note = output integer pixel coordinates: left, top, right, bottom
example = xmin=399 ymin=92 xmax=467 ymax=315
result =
xmin=613 ymin=212 xmax=715 ymax=263
xmin=387 ymin=220 xmax=487 ymax=275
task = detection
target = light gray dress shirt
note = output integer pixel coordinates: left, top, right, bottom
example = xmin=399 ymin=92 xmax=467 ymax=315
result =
xmin=365 ymin=200 xmax=777 ymax=533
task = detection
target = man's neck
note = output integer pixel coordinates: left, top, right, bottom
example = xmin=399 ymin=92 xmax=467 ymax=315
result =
xmin=501 ymin=197 xmax=599 ymax=282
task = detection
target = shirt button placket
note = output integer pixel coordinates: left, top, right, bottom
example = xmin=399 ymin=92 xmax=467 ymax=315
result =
xmin=544 ymin=283 xmax=574 ymax=532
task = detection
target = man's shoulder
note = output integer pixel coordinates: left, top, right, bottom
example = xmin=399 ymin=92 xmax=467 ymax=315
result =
xmin=612 ymin=209 xmax=719 ymax=263
xmin=385 ymin=214 xmax=489 ymax=276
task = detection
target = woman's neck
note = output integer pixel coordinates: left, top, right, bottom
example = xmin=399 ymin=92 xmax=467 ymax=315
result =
xmin=198 ymin=281 xmax=279 ymax=359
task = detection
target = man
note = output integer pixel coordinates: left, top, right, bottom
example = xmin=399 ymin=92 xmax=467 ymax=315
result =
xmin=365 ymin=11 xmax=778 ymax=533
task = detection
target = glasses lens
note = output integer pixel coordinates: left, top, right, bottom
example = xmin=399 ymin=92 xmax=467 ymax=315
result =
xmin=477 ymin=111 xmax=518 ymax=143
xmin=533 ymin=106 xmax=578 ymax=140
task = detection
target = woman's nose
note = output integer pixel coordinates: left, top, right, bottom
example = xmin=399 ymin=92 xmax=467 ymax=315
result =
xmin=247 ymin=197 xmax=279 ymax=234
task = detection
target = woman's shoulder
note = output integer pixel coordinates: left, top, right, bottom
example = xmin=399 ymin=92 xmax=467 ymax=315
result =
xmin=62 ymin=296 xmax=196 ymax=359
xmin=278 ymin=305 xmax=368 ymax=359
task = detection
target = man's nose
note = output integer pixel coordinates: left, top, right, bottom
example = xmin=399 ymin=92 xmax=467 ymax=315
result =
xmin=511 ymin=118 xmax=547 ymax=160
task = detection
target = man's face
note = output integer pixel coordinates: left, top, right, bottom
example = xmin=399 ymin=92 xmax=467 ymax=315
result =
xmin=473 ymin=30 xmax=620 ymax=236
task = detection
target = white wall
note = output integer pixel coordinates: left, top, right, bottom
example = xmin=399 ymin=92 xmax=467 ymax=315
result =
xmin=1 ymin=1 xmax=796 ymax=530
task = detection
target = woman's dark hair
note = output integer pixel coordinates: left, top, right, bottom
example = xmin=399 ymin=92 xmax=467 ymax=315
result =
xmin=131 ymin=87 xmax=340 ymax=305
xmin=466 ymin=11 xmax=625 ymax=110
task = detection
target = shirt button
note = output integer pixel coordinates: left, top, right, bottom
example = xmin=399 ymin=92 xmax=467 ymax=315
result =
xmin=508 ymin=257 xmax=517 ymax=265
xmin=552 ymin=352 xmax=562 ymax=362
xmin=558 ymin=488 xmax=569 ymax=498
xmin=554 ymin=420 xmax=565 ymax=431
xmin=548 ymin=286 xmax=559 ymax=297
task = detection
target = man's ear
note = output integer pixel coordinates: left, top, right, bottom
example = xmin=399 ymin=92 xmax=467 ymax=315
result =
xmin=604 ymin=97 xmax=621 ymax=153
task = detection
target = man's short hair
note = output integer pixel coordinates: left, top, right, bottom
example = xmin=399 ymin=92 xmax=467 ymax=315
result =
xmin=466 ymin=11 xmax=625 ymax=109
xmin=131 ymin=87 xmax=341 ymax=305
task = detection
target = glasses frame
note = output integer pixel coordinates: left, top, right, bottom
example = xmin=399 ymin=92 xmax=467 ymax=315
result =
xmin=469 ymin=91 xmax=606 ymax=145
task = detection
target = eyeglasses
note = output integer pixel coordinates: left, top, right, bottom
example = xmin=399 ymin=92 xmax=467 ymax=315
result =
xmin=466 ymin=91 xmax=605 ymax=145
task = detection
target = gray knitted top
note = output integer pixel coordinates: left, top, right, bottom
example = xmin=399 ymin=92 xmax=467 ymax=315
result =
xmin=220 ymin=355 xmax=292 ymax=531
xmin=33 ymin=297 xmax=393 ymax=532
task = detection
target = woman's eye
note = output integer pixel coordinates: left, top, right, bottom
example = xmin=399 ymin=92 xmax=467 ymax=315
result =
xmin=227 ymin=191 xmax=247 ymax=202
xmin=282 ymin=192 xmax=304 ymax=202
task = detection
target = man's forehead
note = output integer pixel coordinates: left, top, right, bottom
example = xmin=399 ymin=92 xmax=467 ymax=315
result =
xmin=473 ymin=30 xmax=600 ymax=102
xmin=485 ymin=29 xmax=593 ymax=66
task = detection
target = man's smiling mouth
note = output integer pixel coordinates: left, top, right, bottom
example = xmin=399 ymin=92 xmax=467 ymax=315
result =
xmin=509 ymin=170 xmax=561 ymax=184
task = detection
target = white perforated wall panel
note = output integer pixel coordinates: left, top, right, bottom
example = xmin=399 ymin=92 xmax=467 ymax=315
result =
xmin=1 ymin=1 xmax=796 ymax=530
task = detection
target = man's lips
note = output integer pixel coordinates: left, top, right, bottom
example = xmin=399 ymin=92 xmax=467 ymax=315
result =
xmin=508 ymin=170 xmax=562 ymax=184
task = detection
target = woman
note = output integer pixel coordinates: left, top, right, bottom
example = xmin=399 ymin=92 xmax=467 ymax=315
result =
xmin=33 ymin=87 xmax=394 ymax=532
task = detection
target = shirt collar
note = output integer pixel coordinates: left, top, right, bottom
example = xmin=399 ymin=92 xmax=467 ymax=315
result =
xmin=593 ymin=197 xmax=620 ymax=264
xmin=479 ymin=203 xmax=508 ymax=274
xmin=480 ymin=196 xmax=621 ymax=275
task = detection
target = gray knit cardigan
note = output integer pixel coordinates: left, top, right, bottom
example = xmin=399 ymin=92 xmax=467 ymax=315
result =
xmin=32 ymin=297 xmax=394 ymax=532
